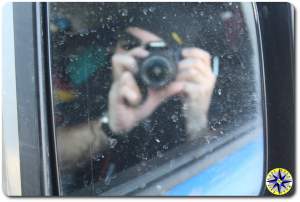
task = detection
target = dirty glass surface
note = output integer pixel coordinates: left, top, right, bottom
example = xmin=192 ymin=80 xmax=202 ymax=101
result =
xmin=48 ymin=2 xmax=264 ymax=195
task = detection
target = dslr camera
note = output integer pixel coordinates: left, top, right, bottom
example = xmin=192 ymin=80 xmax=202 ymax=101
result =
xmin=137 ymin=41 xmax=181 ymax=89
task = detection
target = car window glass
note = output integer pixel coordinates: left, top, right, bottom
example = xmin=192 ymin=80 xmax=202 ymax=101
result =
xmin=48 ymin=2 xmax=264 ymax=195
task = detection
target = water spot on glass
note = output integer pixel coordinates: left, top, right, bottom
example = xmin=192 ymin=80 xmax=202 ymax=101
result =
xmin=157 ymin=151 xmax=163 ymax=158
xmin=182 ymin=103 xmax=188 ymax=111
xmin=120 ymin=8 xmax=128 ymax=17
xmin=210 ymin=125 xmax=217 ymax=131
xmin=106 ymin=15 xmax=113 ymax=21
xmin=149 ymin=6 xmax=156 ymax=13
xmin=129 ymin=17 xmax=134 ymax=23
xmin=137 ymin=153 xmax=148 ymax=161
xmin=93 ymin=153 xmax=104 ymax=162
xmin=220 ymin=11 xmax=233 ymax=20
xmin=217 ymin=88 xmax=222 ymax=95
xmin=79 ymin=30 xmax=89 ymax=37
xmin=108 ymin=138 xmax=118 ymax=149
xmin=143 ymin=8 xmax=148 ymax=15
xmin=171 ymin=114 xmax=179 ymax=123
xmin=227 ymin=54 xmax=233 ymax=59
xmin=156 ymin=184 xmax=162 ymax=190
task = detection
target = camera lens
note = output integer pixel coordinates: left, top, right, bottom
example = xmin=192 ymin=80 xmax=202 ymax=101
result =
xmin=140 ymin=56 xmax=175 ymax=88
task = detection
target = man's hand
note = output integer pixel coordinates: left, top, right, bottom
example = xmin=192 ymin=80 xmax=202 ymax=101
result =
xmin=176 ymin=47 xmax=216 ymax=139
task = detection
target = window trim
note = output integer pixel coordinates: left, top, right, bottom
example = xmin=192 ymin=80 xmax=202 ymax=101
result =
xmin=11 ymin=2 xmax=54 ymax=196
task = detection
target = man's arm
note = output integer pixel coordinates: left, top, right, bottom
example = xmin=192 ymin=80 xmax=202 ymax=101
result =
xmin=183 ymin=101 xmax=209 ymax=141
xmin=177 ymin=48 xmax=216 ymax=140
xmin=56 ymin=120 xmax=108 ymax=163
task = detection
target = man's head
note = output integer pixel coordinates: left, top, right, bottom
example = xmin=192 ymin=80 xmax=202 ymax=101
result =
xmin=119 ymin=27 xmax=162 ymax=48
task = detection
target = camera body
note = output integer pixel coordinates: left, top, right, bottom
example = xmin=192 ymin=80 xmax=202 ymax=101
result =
xmin=137 ymin=41 xmax=181 ymax=89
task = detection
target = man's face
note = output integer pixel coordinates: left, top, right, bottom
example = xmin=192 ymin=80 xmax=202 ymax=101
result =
xmin=116 ymin=27 xmax=162 ymax=53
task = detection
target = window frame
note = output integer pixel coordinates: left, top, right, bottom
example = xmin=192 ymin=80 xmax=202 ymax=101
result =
xmin=9 ymin=1 xmax=295 ymax=196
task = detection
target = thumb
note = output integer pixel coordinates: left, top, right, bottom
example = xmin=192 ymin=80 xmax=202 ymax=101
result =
xmin=155 ymin=82 xmax=184 ymax=100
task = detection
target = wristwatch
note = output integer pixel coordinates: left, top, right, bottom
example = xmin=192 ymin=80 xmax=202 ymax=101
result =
xmin=100 ymin=113 xmax=126 ymax=140
xmin=100 ymin=113 xmax=114 ymax=138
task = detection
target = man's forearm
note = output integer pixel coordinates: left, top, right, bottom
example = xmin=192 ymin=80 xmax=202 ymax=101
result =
xmin=183 ymin=102 xmax=209 ymax=140
xmin=56 ymin=120 xmax=108 ymax=163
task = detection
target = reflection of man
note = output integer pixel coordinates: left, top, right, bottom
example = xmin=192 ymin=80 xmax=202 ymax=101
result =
xmin=57 ymin=27 xmax=216 ymax=164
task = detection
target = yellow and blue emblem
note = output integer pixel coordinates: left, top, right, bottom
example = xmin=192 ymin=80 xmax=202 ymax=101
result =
xmin=265 ymin=168 xmax=293 ymax=195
